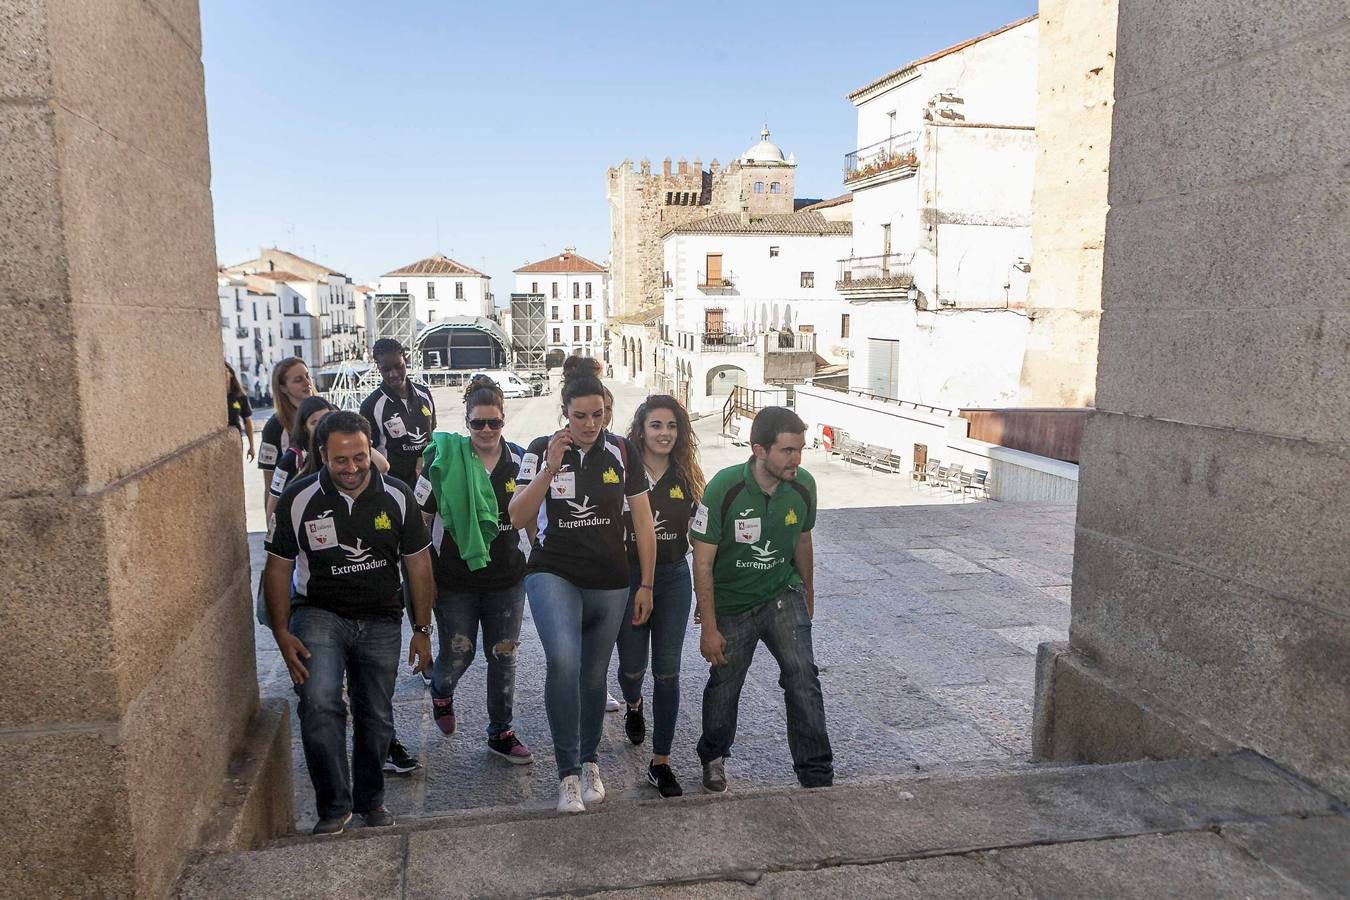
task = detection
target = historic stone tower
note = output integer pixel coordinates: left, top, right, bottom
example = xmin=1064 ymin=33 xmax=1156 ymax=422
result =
xmin=606 ymin=127 xmax=797 ymax=316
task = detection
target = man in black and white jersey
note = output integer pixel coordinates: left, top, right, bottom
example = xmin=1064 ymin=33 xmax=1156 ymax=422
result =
xmin=359 ymin=339 xmax=436 ymax=486
xmin=264 ymin=410 xmax=435 ymax=836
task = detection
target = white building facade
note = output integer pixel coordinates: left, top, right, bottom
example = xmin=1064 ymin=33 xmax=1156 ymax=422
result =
xmin=840 ymin=15 xmax=1037 ymax=408
xmin=221 ymin=247 xmax=362 ymax=375
xmin=378 ymin=255 xmax=494 ymax=326
xmin=513 ymin=249 xmax=608 ymax=363
xmin=641 ymin=207 xmax=852 ymax=416
xmin=218 ymin=276 xmax=283 ymax=399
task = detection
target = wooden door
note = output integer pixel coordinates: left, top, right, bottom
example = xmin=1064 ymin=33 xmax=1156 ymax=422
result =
xmin=706 ymin=253 xmax=723 ymax=285
xmin=704 ymin=308 xmax=724 ymax=334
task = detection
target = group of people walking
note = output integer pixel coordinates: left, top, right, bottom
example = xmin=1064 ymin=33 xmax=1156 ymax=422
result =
xmin=242 ymin=343 xmax=833 ymax=835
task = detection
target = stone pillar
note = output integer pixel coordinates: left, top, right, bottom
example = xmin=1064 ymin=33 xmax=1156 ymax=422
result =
xmin=1018 ymin=0 xmax=1117 ymax=407
xmin=1033 ymin=1 xmax=1350 ymax=799
xmin=1 ymin=2 xmax=289 ymax=896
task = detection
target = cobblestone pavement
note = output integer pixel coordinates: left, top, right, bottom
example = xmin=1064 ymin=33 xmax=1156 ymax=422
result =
xmin=246 ymin=382 xmax=1072 ymax=827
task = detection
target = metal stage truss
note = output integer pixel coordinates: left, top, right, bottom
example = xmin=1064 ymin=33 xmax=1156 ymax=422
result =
xmin=509 ymin=292 xmax=546 ymax=370
xmin=372 ymin=293 xmax=416 ymax=349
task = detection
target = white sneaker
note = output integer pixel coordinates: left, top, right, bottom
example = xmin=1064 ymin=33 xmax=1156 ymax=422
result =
xmin=581 ymin=762 xmax=606 ymax=804
xmin=557 ymin=775 xmax=585 ymax=814
xmin=605 ymin=693 xmax=622 ymax=712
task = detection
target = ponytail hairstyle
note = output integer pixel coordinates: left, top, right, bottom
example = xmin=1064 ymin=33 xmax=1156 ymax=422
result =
xmin=291 ymin=396 xmax=337 ymax=477
xmin=627 ymin=394 xmax=705 ymax=502
xmin=463 ymin=374 xmax=505 ymax=412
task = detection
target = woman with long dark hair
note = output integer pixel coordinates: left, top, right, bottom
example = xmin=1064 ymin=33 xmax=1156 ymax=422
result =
xmin=265 ymin=397 xmax=336 ymax=521
xmin=617 ymin=395 xmax=704 ymax=796
xmin=415 ymin=375 xmax=533 ymax=763
xmin=226 ymin=362 xmax=257 ymax=461
xmin=509 ymin=364 xmax=656 ymax=813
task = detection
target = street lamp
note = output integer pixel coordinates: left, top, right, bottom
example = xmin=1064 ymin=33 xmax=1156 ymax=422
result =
xmin=906 ymin=284 xmax=919 ymax=303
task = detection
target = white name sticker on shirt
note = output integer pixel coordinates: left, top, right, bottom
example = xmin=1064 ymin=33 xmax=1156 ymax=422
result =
xmin=258 ymin=443 xmax=278 ymax=466
xmin=384 ymin=414 xmax=407 ymax=438
xmin=691 ymin=503 xmax=709 ymax=533
xmin=413 ymin=475 xmax=433 ymax=505
xmin=519 ymin=453 xmax=539 ymax=482
xmin=734 ymin=517 xmax=762 ymax=544
xmin=550 ymin=471 xmax=577 ymax=499
xmin=269 ymin=467 xmax=289 ymax=494
xmin=305 ymin=517 xmax=339 ymax=550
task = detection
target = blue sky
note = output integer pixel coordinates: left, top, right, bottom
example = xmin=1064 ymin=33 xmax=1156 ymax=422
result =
xmin=203 ymin=0 xmax=1035 ymax=286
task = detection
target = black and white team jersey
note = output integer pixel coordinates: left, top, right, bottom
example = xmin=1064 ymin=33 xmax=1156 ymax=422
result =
xmin=517 ymin=431 xmax=647 ymax=590
xmin=359 ymin=381 xmax=436 ymax=485
xmin=268 ymin=447 xmax=308 ymax=498
xmin=265 ymin=466 xmax=431 ymax=620
xmin=256 ymin=415 xmax=289 ymax=472
xmin=415 ymin=441 xmax=527 ymax=592
xmin=624 ymin=466 xmax=696 ymax=565
xmin=227 ymin=393 xmax=253 ymax=431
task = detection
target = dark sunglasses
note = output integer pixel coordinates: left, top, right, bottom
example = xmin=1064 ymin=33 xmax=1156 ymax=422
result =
xmin=468 ymin=418 xmax=504 ymax=431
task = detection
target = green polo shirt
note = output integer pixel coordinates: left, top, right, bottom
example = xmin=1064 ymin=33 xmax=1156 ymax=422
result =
xmin=691 ymin=460 xmax=816 ymax=616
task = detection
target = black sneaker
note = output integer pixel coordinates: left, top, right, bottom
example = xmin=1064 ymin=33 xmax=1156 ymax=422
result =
xmin=311 ymin=811 xmax=352 ymax=836
xmin=647 ymin=762 xmax=683 ymax=798
xmin=624 ymin=698 xmax=646 ymax=745
xmin=362 ymin=805 xmax=395 ymax=828
xmin=384 ymin=738 xmax=420 ymax=774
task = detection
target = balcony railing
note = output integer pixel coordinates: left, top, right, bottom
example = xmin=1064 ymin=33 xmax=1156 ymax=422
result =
xmin=765 ymin=330 xmax=816 ymax=353
xmin=696 ymin=272 xmax=735 ymax=294
xmin=690 ymin=328 xmax=757 ymax=352
xmin=844 ymin=131 xmax=919 ymax=183
xmin=837 ymin=252 xmax=916 ymax=289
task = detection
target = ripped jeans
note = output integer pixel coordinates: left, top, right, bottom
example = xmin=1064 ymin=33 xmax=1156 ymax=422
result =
xmin=430 ymin=583 xmax=526 ymax=738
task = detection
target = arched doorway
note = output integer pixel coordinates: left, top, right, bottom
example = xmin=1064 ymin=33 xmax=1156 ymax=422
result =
xmin=707 ymin=364 xmax=747 ymax=397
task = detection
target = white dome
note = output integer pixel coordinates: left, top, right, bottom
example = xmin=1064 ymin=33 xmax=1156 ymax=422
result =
xmin=741 ymin=125 xmax=787 ymax=164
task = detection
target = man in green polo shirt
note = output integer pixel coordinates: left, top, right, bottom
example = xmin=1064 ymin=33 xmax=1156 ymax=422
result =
xmin=691 ymin=406 xmax=834 ymax=793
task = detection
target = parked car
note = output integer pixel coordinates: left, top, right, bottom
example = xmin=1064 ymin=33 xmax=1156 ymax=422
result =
xmin=526 ymin=372 xmax=549 ymax=395
xmin=468 ymin=370 xmax=534 ymax=399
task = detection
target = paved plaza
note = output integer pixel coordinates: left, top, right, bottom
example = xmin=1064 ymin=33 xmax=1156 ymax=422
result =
xmin=245 ymin=383 xmax=1073 ymax=826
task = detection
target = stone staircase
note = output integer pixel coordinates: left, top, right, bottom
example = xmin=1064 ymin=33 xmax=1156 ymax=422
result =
xmin=177 ymin=752 xmax=1348 ymax=898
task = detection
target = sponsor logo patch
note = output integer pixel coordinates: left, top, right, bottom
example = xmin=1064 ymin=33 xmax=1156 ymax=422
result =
xmin=602 ymin=467 xmax=620 ymax=485
xmin=669 ymin=484 xmax=685 ymax=500
xmin=785 ymin=508 xmax=799 ymax=526
xmin=691 ymin=503 xmax=709 ymax=533
xmin=374 ymin=511 xmax=392 ymax=531
xmin=258 ymin=444 xmax=278 ymax=466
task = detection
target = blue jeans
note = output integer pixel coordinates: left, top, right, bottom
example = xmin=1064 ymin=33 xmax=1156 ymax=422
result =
xmin=290 ymin=606 xmax=402 ymax=818
xmin=696 ymin=586 xmax=834 ymax=788
xmin=526 ymin=572 xmax=629 ymax=779
xmin=616 ymin=560 xmax=692 ymax=757
xmin=430 ymin=583 xmax=526 ymax=738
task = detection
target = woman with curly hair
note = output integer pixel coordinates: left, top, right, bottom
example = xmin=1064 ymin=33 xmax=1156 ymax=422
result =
xmin=616 ymin=394 xmax=704 ymax=797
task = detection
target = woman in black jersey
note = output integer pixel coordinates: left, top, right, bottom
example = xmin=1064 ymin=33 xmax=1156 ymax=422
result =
xmin=258 ymin=357 xmax=315 ymax=505
xmin=413 ymin=376 xmax=534 ymax=763
xmin=616 ymin=395 xmax=704 ymax=797
xmin=509 ymin=368 xmax=656 ymax=814
xmin=225 ymin=362 xmax=256 ymax=461
xmin=265 ymin=397 xmax=336 ymax=521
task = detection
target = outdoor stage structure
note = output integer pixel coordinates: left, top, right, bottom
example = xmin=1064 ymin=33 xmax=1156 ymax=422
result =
xmin=327 ymin=294 xmax=513 ymax=411
xmin=509 ymin=292 xmax=547 ymax=371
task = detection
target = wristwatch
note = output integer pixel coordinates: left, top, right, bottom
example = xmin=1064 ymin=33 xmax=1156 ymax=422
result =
xmin=412 ymin=623 xmax=433 ymax=636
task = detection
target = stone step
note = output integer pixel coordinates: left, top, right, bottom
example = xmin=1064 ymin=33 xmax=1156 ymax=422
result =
xmin=177 ymin=751 xmax=1348 ymax=899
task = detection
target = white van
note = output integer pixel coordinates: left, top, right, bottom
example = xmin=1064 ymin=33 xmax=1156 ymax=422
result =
xmin=468 ymin=370 xmax=533 ymax=399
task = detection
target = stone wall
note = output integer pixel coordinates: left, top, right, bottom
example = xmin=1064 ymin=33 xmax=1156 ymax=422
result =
xmin=1018 ymin=0 xmax=1117 ymax=407
xmin=1034 ymin=0 xmax=1350 ymax=799
xmin=1 ymin=1 xmax=285 ymax=895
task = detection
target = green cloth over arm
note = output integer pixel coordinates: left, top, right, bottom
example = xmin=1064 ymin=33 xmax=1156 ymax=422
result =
xmin=422 ymin=433 xmax=499 ymax=571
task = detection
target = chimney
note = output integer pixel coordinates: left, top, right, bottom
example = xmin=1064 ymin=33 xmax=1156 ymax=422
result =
xmin=677 ymin=158 xmax=688 ymax=175
xmin=662 ymin=157 xmax=672 ymax=177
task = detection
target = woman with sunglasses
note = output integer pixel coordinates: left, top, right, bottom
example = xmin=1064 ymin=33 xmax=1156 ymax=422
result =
xmin=509 ymin=364 xmax=656 ymax=813
xmin=414 ymin=376 xmax=533 ymax=763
